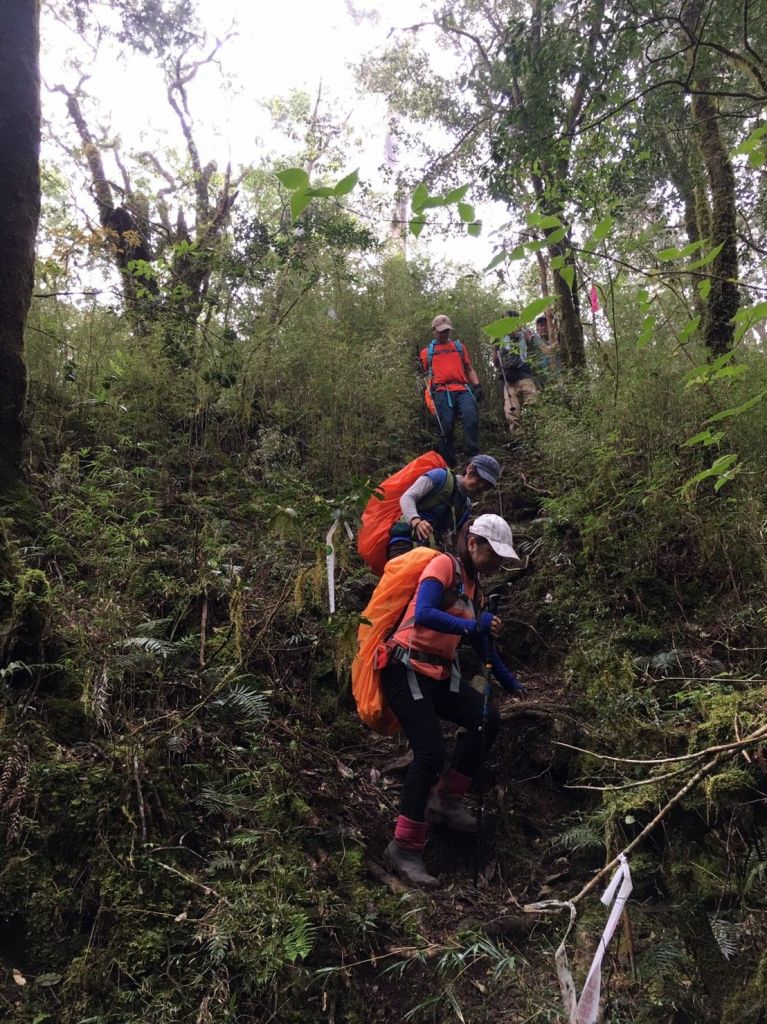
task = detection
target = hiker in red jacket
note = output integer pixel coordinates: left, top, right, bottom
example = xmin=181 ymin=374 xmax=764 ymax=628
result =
xmin=421 ymin=314 xmax=482 ymax=466
xmin=381 ymin=514 xmax=524 ymax=889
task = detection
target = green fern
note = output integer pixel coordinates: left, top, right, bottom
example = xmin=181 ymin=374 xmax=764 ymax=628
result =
xmin=214 ymin=684 xmax=269 ymax=723
xmin=121 ymin=636 xmax=178 ymax=658
xmin=282 ymin=910 xmax=315 ymax=963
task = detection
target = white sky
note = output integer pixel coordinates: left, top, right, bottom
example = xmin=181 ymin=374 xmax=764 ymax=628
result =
xmin=41 ymin=0 xmax=510 ymax=272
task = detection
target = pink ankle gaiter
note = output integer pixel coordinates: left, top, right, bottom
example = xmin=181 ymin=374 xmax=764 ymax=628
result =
xmin=437 ymin=768 xmax=472 ymax=798
xmin=394 ymin=814 xmax=427 ymax=851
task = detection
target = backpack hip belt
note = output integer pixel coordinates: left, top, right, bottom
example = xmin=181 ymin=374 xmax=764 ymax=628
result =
xmin=389 ymin=644 xmax=462 ymax=695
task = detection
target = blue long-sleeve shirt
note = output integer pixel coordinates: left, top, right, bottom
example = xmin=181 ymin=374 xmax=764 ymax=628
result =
xmin=414 ymin=577 xmax=519 ymax=692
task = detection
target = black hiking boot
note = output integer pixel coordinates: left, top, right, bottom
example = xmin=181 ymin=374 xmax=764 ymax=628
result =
xmin=384 ymin=840 xmax=440 ymax=889
xmin=426 ymin=791 xmax=478 ymax=833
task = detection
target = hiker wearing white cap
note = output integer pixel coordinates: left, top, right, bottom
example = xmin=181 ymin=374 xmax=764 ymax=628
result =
xmin=420 ymin=314 xmax=483 ymax=466
xmin=388 ymin=454 xmax=502 ymax=562
xmin=381 ymin=514 xmax=524 ymax=888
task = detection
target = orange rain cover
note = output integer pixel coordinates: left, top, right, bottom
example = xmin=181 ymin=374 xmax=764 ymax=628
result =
xmin=357 ymin=451 xmax=448 ymax=577
xmin=351 ymin=547 xmax=440 ymax=735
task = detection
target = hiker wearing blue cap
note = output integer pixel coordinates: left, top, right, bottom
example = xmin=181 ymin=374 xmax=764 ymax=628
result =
xmin=388 ymin=455 xmax=502 ymax=563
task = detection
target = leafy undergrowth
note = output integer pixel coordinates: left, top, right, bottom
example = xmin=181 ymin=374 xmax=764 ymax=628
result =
xmin=0 ymin=390 xmax=766 ymax=1024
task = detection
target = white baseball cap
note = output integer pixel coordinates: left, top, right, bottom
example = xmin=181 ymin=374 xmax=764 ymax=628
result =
xmin=469 ymin=514 xmax=518 ymax=560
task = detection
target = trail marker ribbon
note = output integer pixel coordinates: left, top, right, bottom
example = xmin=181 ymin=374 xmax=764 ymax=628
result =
xmin=326 ymin=514 xmax=354 ymax=614
xmin=554 ymin=854 xmax=633 ymax=1024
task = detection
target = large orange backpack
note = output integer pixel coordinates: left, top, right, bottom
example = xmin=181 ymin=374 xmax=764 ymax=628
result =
xmin=357 ymin=451 xmax=448 ymax=577
xmin=351 ymin=547 xmax=442 ymax=735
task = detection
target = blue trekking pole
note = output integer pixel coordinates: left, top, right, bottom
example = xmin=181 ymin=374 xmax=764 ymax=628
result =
xmin=474 ymin=591 xmax=500 ymax=885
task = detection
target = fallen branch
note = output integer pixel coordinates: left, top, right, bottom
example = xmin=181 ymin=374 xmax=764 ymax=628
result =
xmin=524 ymin=745 xmax=729 ymax=913
xmin=555 ymin=723 xmax=767 ymax=767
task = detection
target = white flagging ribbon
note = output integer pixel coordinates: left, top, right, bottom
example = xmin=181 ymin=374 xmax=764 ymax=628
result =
xmin=553 ymin=855 xmax=633 ymax=1024
xmin=326 ymin=516 xmax=354 ymax=614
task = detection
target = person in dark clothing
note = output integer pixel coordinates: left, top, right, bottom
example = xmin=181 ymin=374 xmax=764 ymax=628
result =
xmin=387 ymin=454 xmax=501 ymax=562
xmin=381 ymin=514 xmax=524 ymax=889
xmin=421 ymin=314 xmax=483 ymax=465
xmin=492 ymin=310 xmax=541 ymax=433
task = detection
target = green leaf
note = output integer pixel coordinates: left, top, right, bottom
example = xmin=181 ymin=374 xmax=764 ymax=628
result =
xmin=509 ymin=245 xmax=527 ymax=261
xmin=467 ymin=220 xmax=482 ymax=237
xmin=682 ymin=429 xmax=724 ymax=448
xmin=334 ymin=169 xmax=359 ymax=196
xmin=306 ymin=186 xmax=336 ymax=198
xmin=732 ymin=124 xmax=767 ymax=156
xmin=682 ymin=453 xmax=739 ymax=494
xmin=706 ymin=389 xmax=767 ymax=423
xmin=483 ymin=316 xmax=521 ymax=339
xmin=679 ymin=316 xmax=701 ymax=341
xmin=659 ymin=240 xmax=705 ymax=261
xmin=458 ymin=202 xmax=475 ymax=223
xmin=277 ymin=168 xmax=310 ymax=190
xmin=409 ymin=217 xmax=426 ymax=237
xmin=591 ymin=214 xmax=614 ymax=243
xmin=525 ymin=238 xmax=547 ymax=253
xmin=637 ymin=288 xmax=650 ymax=305
xmin=519 ymin=296 xmax=555 ymax=322
xmin=748 ymin=148 xmax=766 ymax=168
xmin=550 ymin=254 xmax=566 ymax=270
xmin=444 ymin=184 xmax=470 ymax=203
xmin=658 ymin=245 xmax=683 ymax=261
xmin=526 ymin=211 xmax=562 ymax=230
xmin=420 ymin=195 xmax=448 ymax=210
xmin=290 ymin=189 xmax=313 ymax=221
xmin=636 ymin=314 xmax=656 ymax=349
xmin=411 ymin=183 xmax=428 ymax=213
xmin=733 ymin=301 xmax=767 ymax=323
xmin=484 ymin=251 xmax=507 ymax=271
xmin=687 ymin=242 xmax=724 ymax=270
xmin=558 ymin=265 xmax=575 ymax=290
xmin=698 ymin=278 xmax=712 ymax=300
xmin=546 ymin=226 xmax=567 ymax=245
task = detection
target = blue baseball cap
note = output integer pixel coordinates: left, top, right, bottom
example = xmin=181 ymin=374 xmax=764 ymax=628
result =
xmin=469 ymin=454 xmax=501 ymax=486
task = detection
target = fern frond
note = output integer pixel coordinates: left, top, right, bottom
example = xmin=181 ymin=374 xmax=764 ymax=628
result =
xmin=121 ymin=636 xmax=177 ymax=657
xmin=214 ymin=685 xmax=269 ymax=723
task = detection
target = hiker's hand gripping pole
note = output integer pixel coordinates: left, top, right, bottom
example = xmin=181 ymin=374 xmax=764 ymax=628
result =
xmin=474 ymin=592 xmax=500 ymax=885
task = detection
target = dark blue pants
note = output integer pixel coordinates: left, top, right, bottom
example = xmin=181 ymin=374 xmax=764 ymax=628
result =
xmin=432 ymin=388 xmax=479 ymax=466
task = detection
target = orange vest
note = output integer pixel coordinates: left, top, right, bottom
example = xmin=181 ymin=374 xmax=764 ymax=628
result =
xmin=389 ymin=553 xmax=476 ymax=680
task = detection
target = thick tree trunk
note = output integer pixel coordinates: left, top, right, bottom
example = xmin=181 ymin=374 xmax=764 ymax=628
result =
xmin=0 ymin=0 xmax=41 ymax=489
xmin=551 ymin=256 xmax=585 ymax=368
xmin=692 ymin=88 xmax=740 ymax=356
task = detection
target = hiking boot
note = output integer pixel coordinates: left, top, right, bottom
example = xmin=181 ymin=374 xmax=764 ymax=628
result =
xmin=384 ymin=840 xmax=440 ymax=889
xmin=426 ymin=791 xmax=478 ymax=833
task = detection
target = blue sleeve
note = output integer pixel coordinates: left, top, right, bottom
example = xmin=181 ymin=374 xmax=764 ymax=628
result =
xmin=414 ymin=578 xmax=477 ymax=635
xmin=467 ymin=633 xmax=519 ymax=690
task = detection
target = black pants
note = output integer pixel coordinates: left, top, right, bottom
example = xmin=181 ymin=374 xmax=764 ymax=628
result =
xmin=381 ymin=660 xmax=500 ymax=821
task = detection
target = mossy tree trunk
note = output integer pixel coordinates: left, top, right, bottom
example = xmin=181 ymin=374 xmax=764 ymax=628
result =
xmin=681 ymin=0 xmax=740 ymax=356
xmin=0 ymin=0 xmax=41 ymax=490
xmin=691 ymin=87 xmax=740 ymax=356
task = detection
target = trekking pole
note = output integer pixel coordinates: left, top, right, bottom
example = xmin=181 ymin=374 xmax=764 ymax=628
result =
xmin=474 ymin=591 xmax=500 ymax=885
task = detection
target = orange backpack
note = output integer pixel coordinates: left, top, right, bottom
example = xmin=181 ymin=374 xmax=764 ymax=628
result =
xmin=357 ymin=451 xmax=448 ymax=577
xmin=351 ymin=547 xmax=442 ymax=735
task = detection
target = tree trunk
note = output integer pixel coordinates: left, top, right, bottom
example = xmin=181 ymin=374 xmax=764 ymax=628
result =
xmin=691 ymin=88 xmax=740 ymax=356
xmin=0 ymin=0 xmax=41 ymax=489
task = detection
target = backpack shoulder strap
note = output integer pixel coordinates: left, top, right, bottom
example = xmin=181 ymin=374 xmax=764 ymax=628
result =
xmin=440 ymin=554 xmax=467 ymax=609
xmin=419 ymin=468 xmax=456 ymax=512
xmin=426 ymin=340 xmax=436 ymax=379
